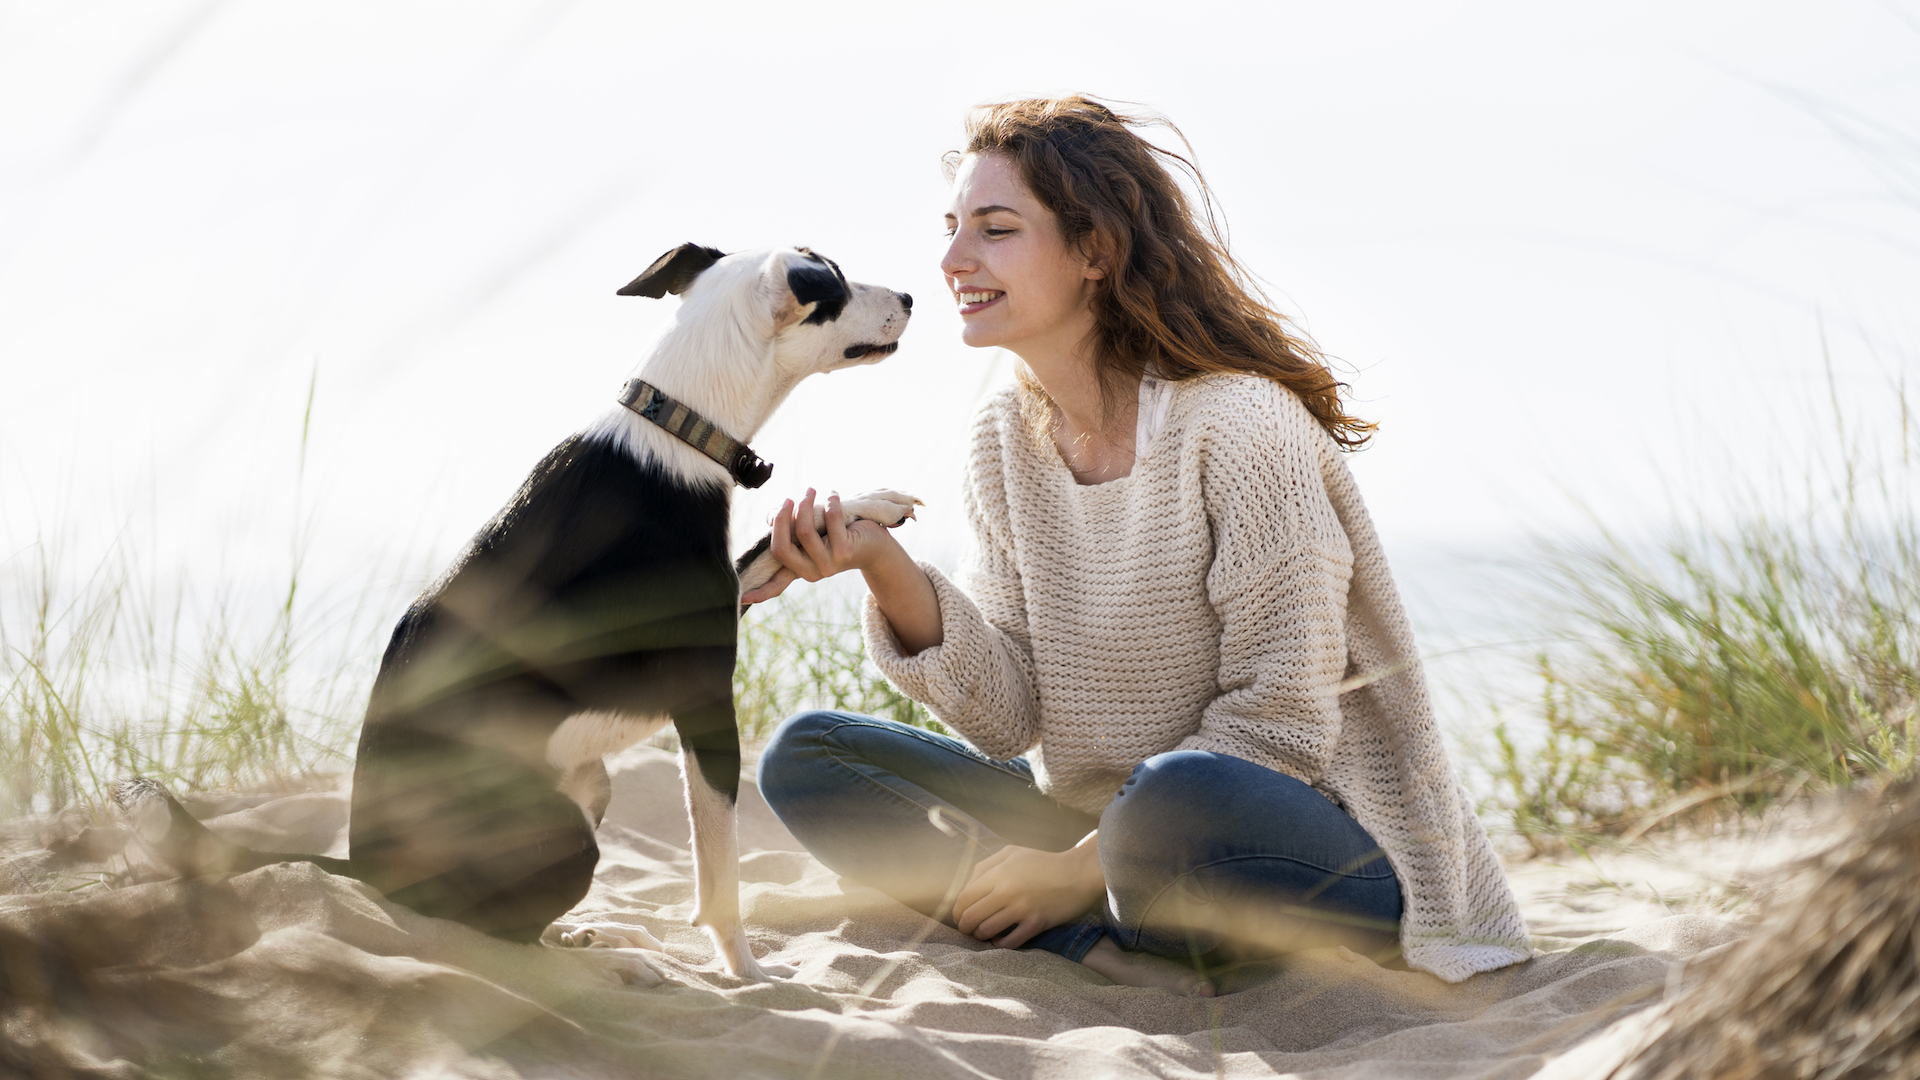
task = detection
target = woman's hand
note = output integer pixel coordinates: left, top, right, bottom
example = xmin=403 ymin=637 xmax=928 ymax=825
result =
xmin=954 ymin=837 xmax=1104 ymax=949
xmin=741 ymin=488 xmax=900 ymax=605
xmin=741 ymin=487 xmax=945 ymax=654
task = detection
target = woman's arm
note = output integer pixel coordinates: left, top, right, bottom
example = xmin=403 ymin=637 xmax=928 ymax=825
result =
xmin=859 ymin=531 xmax=943 ymax=654
xmin=869 ymin=430 xmax=1046 ymax=758
xmin=751 ymin=405 xmax=1046 ymax=758
xmin=1181 ymin=383 xmax=1355 ymax=785
xmin=742 ymin=482 xmax=1044 ymax=756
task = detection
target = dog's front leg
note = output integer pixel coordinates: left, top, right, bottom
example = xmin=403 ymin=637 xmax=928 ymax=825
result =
xmin=680 ymin=745 xmax=792 ymax=981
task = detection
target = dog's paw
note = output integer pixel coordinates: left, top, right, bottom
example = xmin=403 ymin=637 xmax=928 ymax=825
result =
xmin=736 ymin=546 xmax=782 ymax=596
xmin=742 ymin=960 xmax=797 ymax=981
xmin=576 ymin=948 xmax=669 ymax=988
xmin=735 ymin=490 xmax=924 ymax=599
xmin=554 ymin=921 xmax=666 ymax=952
xmin=836 ymin=489 xmax=922 ymax=530
xmin=704 ymin=924 xmax=792 ymax=982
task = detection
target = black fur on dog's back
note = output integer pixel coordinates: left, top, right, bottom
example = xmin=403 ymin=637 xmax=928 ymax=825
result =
xmin=347 ymin=433 xmax=742 ymax=941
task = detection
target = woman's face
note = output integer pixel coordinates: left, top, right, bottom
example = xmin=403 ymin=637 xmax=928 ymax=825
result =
xmin=941 ymin=153 xmax=1103 ymax=356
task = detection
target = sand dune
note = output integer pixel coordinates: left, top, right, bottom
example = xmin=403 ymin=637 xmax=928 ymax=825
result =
xmin=2 ymin=747 xmax=1802 ymax=1079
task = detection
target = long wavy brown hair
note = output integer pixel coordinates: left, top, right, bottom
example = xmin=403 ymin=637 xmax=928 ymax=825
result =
xmin=949 ymin=95 xmax=1374 ymax=450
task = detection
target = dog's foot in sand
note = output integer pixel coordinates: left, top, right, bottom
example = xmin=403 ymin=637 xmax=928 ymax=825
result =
xmin=552 ymin=924 xmax=671 ymax=987
xmin=110 ymin=776 xmax=215 ymax=875
xmin=1079 ymin=936 xmax=1216 ymax=997
xmin=554 ymin=921 xmax=666 ymax=952
xmin=736 ymin=958 xmax=797 ymax=981
xmin=578 ymin=948 xmax=669 ymax=987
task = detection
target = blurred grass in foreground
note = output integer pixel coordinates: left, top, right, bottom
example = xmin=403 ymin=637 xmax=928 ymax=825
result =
xmin=1484 ymin=379 xmax=1919 ymax=853
xmin=0 ymin=535 xmax=935 ymax=817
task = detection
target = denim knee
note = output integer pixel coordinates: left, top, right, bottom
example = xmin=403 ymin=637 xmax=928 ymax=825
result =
xmin=755 ymin=709 xmax=845 ymax=812
xmin=1100 ymin=751 xmax=1221 ymax=856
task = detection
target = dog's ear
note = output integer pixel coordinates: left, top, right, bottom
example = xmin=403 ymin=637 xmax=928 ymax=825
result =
xmin=618 ymin=244 xmax=728 ymax=297
xmin=781 ymin=252 xmax=850 ymax=328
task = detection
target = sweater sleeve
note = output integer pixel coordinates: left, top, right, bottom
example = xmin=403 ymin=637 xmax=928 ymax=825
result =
xmin=1173 ymin=382 xmax=1354 ymax=786
xmin=863 ymin=407 xmax=1042 ymax=759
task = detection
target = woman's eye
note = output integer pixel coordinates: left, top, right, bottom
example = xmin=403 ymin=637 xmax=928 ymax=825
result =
xmin=984 ymin=228 xmax=1013 ymax=238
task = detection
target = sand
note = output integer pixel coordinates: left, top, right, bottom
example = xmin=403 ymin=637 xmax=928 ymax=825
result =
xmin=1 ymin=747 xmax=1817 ymax=1079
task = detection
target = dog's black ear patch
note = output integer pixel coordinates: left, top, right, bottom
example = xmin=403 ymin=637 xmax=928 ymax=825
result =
xmin=787 ymin=257 xmax=849 ymax=325
xmin=618 ymin=244 xmax=728 ymax=297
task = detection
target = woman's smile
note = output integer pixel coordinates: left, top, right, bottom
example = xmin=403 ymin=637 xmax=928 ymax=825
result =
xmin=956 ymin=289 xmax=1004 ymax=315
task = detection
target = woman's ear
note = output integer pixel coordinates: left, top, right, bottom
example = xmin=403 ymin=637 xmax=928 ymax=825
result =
xmin=1078 ymin=232 xmax=1112 ymax=281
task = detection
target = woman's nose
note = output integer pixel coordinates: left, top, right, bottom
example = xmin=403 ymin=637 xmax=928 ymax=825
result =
xmin=940 ymin=237 xmax=974 ymax=278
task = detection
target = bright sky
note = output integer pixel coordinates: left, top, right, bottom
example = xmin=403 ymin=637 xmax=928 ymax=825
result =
xmin=3 ymin=1 xmax=1917 ymax=643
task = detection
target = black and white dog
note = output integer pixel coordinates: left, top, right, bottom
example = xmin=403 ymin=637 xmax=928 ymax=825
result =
xmin=116 ymin=244 xmax=916 ymax=984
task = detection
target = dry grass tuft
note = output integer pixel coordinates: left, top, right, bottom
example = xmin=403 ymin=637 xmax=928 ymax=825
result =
xmin=1616 ymin=775 xmax=1920 ymax=1080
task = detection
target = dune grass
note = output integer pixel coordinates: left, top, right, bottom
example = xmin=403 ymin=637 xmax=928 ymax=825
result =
xmin=734 ymin=588 xmax=942 ymax=744
xmin=11 ymin=369 xmax=1907 ymax=843
xmin=0 ymin=528 xmax=934 ymax=818
xmin=1483 ymin=385 xmax=1919 ymax=851
xmin=0 ymin=535 xmax=382 ymax=818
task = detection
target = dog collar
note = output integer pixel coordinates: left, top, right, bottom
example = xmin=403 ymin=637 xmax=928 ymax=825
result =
xmin=617 ymin=379 xmax=773 ymax=489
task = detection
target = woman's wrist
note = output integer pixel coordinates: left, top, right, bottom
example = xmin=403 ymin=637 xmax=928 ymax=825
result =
xmin=1071 ymin=833 xmax=1105 ymax=897
xmin=862 ymin=536 xmax=944 ymax=654
xmin=857 ymin=534 xmax=916 ymax=596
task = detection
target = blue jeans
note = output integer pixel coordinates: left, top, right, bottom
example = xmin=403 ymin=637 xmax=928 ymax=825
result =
xmin=757 ymin=711 xmax=1403 ymax=965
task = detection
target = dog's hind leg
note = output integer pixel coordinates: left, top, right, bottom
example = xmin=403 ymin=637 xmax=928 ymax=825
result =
xmin=679 ymin=744 xmax=793 ymax=981
xmin=557 ymin=756 xmax=613 ymax=828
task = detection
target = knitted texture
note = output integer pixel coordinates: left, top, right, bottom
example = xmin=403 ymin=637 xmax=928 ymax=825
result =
xmin=863 ymin=375 xmax=1531 ymax=983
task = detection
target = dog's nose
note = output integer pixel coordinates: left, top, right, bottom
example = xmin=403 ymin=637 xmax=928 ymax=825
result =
xmin=897 ymin=292 xmax=913 ymax=311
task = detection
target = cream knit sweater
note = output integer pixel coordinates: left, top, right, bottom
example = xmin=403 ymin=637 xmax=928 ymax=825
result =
xmin=863 ymin=374 xmax=1531 ymax=983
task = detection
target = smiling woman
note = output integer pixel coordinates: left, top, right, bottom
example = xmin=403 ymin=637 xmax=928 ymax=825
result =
xmin=748 ymin=95 xmax=1530 ymax=995
xmin=943 ymin=100 xmax=1375 ymax=453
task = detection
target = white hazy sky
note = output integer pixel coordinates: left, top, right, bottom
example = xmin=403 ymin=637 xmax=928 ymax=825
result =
xmin=3 ymin=0 xmax=1918 ymax=636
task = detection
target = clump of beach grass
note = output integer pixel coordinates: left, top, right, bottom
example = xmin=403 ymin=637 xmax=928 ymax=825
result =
xmin=1 ymin=379 xmax=399 ymax=818
xmin=1 ymin=524 xmax=931 ymax=818
xmin=0 ymin=535 xmax=380 ymax=818
xmin=1613 ymin=773 xmax=1920 ymax=1079
xmin=733 ymin=587 xmax=942 ymax=744
xmin=1484 ymin=378 xmax=1919 ymax=852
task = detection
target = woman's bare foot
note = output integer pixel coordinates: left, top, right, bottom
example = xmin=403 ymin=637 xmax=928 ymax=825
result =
xmin=1079 ymin=935 xmax=1216 ymax=997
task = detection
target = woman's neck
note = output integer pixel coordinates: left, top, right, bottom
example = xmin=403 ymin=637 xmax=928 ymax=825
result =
xmin=1017 ymin=346 xmax=1142 ymax=486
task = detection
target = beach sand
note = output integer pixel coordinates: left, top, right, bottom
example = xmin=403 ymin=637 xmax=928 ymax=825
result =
xmin=1 ymin=746 xmax=1828 ymax=1079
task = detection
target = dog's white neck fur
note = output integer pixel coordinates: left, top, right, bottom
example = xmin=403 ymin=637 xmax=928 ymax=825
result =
xmin=585 ymin=254 xmax=809 ymax=490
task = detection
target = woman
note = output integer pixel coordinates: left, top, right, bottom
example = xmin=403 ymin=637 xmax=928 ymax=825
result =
xmin=746 ymin=96 xmax=1529 ymax=995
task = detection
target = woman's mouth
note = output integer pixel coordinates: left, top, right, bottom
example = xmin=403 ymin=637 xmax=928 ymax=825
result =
xmin=955 ymin=289 xmax=1004 ymax=315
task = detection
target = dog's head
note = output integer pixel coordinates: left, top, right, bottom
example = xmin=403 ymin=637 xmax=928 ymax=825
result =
xmin=620 ymin=244 xmax=911 ymax=382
